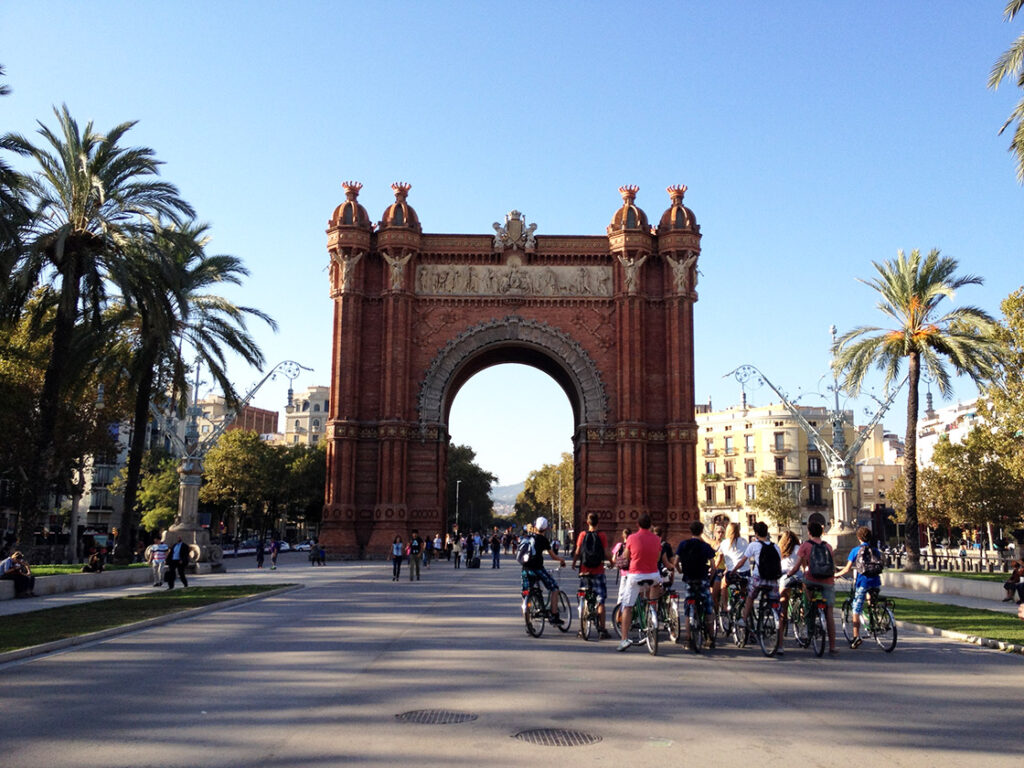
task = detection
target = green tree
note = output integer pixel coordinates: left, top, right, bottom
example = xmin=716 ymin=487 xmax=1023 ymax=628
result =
xmin=748 ymin=473 xmax=798 ymax=532
xmin=989 ymin=1 xmax=1024 ymax=182
xmin=832 ymin=249 xmax=1003 ymax=569
xmin=4 ymin=106 xmax=193 ymax=545
xmin=134 ymin=455 xmax=181 ymax=533
xmin=115 ymin=221 xmax=274 ymax=553
xmin=282 ymin=443 xmax=326 ymax=533
xmin=446 ymin=444 xmax=497 ymax=533
xmin=0 ymin=65 xmax=30 ymax=307
xmin=200 ymin=430 xmax=271 ymax=533
xmin=517 ymin=452 xmax=573 ymax=532
xmin=980 ymin=287 xmax=1024 ymax=485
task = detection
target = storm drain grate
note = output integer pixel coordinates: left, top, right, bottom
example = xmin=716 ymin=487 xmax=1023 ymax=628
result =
xmin=513 ymin=728 xmax=602 ymax=747
xmin=395 ymin=709 xmax=478 ymax=725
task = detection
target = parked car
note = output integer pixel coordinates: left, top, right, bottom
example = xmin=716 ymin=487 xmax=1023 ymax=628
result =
xmin=294 ymin=540 xmax=313 ymax=552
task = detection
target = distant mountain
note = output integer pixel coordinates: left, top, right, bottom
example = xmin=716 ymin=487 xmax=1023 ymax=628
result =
xmin=490 ymin=481 xmax=525 ymax=505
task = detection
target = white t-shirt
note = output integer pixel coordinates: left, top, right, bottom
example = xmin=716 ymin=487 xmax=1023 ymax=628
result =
xmin=721 ymin=539 xmax=749 ymax=573
xmin=743 ymin=539 xmax=781 ymax=580
xmin=781 ymin=550 xmax=800 ymax=577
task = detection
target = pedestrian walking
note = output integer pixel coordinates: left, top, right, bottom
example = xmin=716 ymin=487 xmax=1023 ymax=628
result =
xmin=391 ymin=536 xmax=404 ymax=581
xmin=147 ymin=536 xmax=168 ymax=586
xmin=165 ymin=536 xmax=190 ymax=589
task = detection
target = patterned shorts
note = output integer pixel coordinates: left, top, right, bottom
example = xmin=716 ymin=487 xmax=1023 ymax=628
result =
xmin=579 ymin=573 xmax=607 ymax=603
xmin=522 ymin=568 xmax=559 ymax=593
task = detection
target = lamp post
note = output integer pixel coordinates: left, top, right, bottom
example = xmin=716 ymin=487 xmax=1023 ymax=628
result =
xmin=455 ymin=479 xmax=462 ymax=534
xmin=555 ymin=469 xmax=563 ymax=545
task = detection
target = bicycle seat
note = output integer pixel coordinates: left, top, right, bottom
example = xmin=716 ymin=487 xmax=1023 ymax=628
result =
xmin=867 ymin=586 xmax=881 ymax=600
xmin=636 ymin=579 xmax=655 ymax=586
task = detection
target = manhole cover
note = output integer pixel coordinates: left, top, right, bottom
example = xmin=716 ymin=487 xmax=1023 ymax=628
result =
xmin=395 ymin=709 xmax=478 ymax=725
xmin=513 ymin=728 xmax=602 ymax=747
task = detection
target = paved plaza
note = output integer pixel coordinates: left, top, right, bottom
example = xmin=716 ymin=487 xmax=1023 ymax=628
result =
xmin=1 ymin=553 xmax=1022 ymax=767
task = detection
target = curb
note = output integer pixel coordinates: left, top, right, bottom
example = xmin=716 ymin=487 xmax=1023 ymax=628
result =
xmin=0 ymin=584 xmax=304 ymax=666
xmin=895 ymin=619 xmax=1024 ymax=656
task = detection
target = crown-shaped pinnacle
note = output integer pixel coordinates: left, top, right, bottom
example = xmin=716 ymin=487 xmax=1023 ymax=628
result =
xmin=667 ymin=184 xmax=688 ymax=202
xmin=342 ymin=180 xmax=363 ymax=200
xmin=618 ymin=184 xmax=639 ymax=202
xmin=391 ymin=182 xmax=411 ymax=201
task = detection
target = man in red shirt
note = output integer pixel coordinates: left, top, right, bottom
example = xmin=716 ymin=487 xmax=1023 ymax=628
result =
xmin=617 ymin=513 xmax=672 ymax=652
xmin=572 ymin=512 xmax=615 ymax=639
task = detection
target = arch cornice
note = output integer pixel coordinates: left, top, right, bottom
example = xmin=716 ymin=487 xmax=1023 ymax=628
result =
xmin=418 ymin=316 xmax=609 ymax=431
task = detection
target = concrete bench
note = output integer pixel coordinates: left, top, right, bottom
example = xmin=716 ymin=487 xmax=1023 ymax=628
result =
xmin=882 ymin=571 xmax=1006 ymax=602
xmin=0 ymin=567 xmax=154 ymax=600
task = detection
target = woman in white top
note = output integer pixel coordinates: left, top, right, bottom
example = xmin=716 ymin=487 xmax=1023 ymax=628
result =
xmin=718 ymin=522 xmax=749 ymax=612
xmin=777 ymin=530 xmax=802 ymax=647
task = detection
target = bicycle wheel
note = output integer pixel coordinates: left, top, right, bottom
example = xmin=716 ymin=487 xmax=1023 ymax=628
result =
xmin=578 ymin=598 xmax=594 ymax=641
xmin=791 ymin=601 xmax=810 ymax=648
xmin=872 ymin=605 xmax=898 ymax=652
xmin=645 ymin=602 xmax=659 ymax=655
xmin=758 ymin=607 xmax=780 ymax=657
xmin=730 ymin=599 xmax=747 ymax=648
xmin=686 ymin=603 xmax=703 ymax=654
xmin=811 ymin=607 xmax=826 ymax=657
xmin=841 ymin=600 xmax=854 ymax=645
xmin=668 ymin=599 xmax=681 ymax=644
xmin=611 ymin=603 xmax=623 ymax=639
xmin=554 ymin=591 xmax=572 ymax=633
xmin=716 ymin=602 xmax=731 ymax=639
xmin=524 ymin=592 xmax=545 ymax=637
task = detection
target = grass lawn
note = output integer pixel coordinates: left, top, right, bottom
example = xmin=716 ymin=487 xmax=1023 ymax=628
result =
xmin=913 ymin=571 xmax=1008 ymax=583
xmin=31 ymin=563 xmax=148 ymax=576
xmin=0 ymin=585 xmax=291 ymax=653
xmin=892 ymin=597 xmax=1024 ymax=646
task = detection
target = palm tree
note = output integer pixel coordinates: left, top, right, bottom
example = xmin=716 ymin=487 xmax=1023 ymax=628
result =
xmin=989 ymin=1 xmax=1024 ymax=182
xmin=832 ymin=249 xmax=1003 ymax=570
xmin=4 ymin=105 xmax=193 ymax=545
xmin=0 ymin=65 xmax=30 ymax=316
xmin=116 ymin=221 xmax=276 ymax=554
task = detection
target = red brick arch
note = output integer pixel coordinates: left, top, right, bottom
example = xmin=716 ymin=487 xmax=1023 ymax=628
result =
xmin=321 ymin=184 xmax=701 ymax=557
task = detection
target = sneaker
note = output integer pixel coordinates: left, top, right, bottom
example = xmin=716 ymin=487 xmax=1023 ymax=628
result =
xmin=598 ymin=629 xmax=611 ymax=640
xmin=851 ymin=636 xmax=863 ymax=649
xmin=549 ymin=615 xmax=564 ymax=627
xmin=616 ymin=638 xmax=631 ymax=652
xmin=706 ymin=638 xmax=716 ymax=650
xmin=736 ymin=618 xmax=746 ymax=629
xmin=1002 ymin=596 xmax=1014 ymax=602
xmin=775 ymin=647 xmax=784 ymax=656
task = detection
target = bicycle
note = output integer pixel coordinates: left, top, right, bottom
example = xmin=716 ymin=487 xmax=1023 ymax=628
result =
xmin=682 ymin=579 xmax=713 ymax=653
xmin=783 ymin=577 xmax=810 ymax=648
xmin=611 ymin=579 xmax=660 ymax=655
xmin=841 ymin=584 xmax=897 ymax=652
xmin=657 ymin=584 xmax=681 ymax=644
xmin=749 ymin=583 xmax=781 ymax=657
xmin=522 ymin=570 xmax=572 ymax=638
xmin=577 ymin=573 xmax=601 ymax=641
xmin=720 ymin=573 xmax=749 ymax=647
xmin=803 ymin=584 xmax=829 ymax=657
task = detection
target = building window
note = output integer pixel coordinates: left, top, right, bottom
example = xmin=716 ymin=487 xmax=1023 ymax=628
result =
xmin=705 ymin=486 xmax=715 ymax=505
xmin=313 ymin=404 xmax=320 ymax=412
xmin=724 ymin=460 xmax=734 ymax=477
xmin=705 ymin=461 xmax=716 ymax=475
xmin=808 ymin=457 xmax=821 ymax=476
xmin=745 ymin=435 xmax=755 ymax=452
xmin=201 ymin=425 xmax=210 ymax=434
xmin=294 ymin=419 xmax=300 ymax=430
xmin=775 ymin=457 xmax=785 ymax=475
xmin=724 ymin=485 xmax=735 ymax=504
xmin=745 ymin=459 xmax=755 ymax=476
xmin=312 ymin=419 xmax=320 ymax=431
xmin=311 ymin=434 xmax=319 ymax=444
xmin=745 ymin=484 xmax=756 ymax=501
xmin=808 ymin=483 xmax=822 ymax=504
xmin=724 ymin=436 xmax=734 ymax=454
xmin=774 ymin=432 xmax=785 ymax=450
xmin=292 ymin=435 xmax=299 ymax=443
xmin=864 ymin=488 xmax=874 ymax=496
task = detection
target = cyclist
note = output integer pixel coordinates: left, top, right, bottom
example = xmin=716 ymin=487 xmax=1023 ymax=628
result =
xmin=834 ymin=526 xmax=883 ymax=649
xmin=616 ymin=513 xmax=671 ymax=651
xmin=718 ymin=522 xmax=749 ymax=614
xmin=728 ymin=521 xmax=781 ymax=637
xmin=786 ymin=520 xmax=838 ymax=655
xmin=708 ymin=522 xmax=727 ymax=615
xmin=674 ymin=520 xmax=717 ymax=647
xmin=572 ymin=512 xmax=615 ymax=639
xmin=520 ymin=516 xmax=567 ymax=626
xmin=777 ymin=530 xmax=802 ymax=650
xmin=654 ymin=526 xmax=676 ymax=590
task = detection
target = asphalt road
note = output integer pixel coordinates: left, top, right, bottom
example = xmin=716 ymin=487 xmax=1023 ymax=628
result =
xmin=2 ymin=554 xmax=1021 ymax=767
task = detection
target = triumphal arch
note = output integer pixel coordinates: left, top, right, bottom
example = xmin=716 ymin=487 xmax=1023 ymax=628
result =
xmin=321 ymin=182 xmax=702 ymax=557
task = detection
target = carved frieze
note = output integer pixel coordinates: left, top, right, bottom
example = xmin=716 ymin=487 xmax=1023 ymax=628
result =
xmin=414 ymin=263 xmax=613 ymax=298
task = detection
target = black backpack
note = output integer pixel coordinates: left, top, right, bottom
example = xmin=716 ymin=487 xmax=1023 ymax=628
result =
xmin=808 ymin=541 xmax=835 ymax=579
xmin=516 ymin=536 xmax=536 ymax=566
xmin=757 ymin=541 xmax=782 ymax=580
xmin=855 ymin=543 xmax=884 ymax=578
xmin=580 ymin=531 xmax=605 ymax=568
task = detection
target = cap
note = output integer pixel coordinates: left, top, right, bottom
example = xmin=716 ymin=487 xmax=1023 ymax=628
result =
xmin=534 ymin=516 xmax=549 ymax=532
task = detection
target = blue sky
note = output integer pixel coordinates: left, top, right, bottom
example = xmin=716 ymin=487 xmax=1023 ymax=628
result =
xmin=4 ymin=2 xmax=1023 ymax=484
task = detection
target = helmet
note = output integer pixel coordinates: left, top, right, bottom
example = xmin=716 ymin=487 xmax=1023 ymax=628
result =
xmin=534 ymin=516 xmax=549 ymax=532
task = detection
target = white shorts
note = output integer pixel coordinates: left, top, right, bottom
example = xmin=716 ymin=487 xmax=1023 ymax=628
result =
xmin=619 ymin=571 xmax=662 ymax=607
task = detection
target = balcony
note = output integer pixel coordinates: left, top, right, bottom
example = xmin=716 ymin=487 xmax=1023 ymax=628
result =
xmin=701 ymin=473 xmax=721 ymax=482
xmin=723 ymin=449 xmax=738 ymax=457
xmin=702 ymin=449 xmax=718 ymax=457
xmin=770 ymin=444 xmax=792 ymax=455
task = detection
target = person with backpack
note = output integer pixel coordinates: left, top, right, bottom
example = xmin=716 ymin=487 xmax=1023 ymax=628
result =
xmin=408 ymin=530 xmax=423 ymax=581
xmin=834 ymin=526 xmax=884 ymax=648
xmin=572 ymin=512 xmax=615 ymax=639
xmin=786 ymin=520 xmax=838 ymax=654
xmin=518 ymin=517 xmax=567 ymax=627
xmin=728 ymin=521 xmax=782 ymax=643
xmin=490 ymin=531 xmax=501 ymax=569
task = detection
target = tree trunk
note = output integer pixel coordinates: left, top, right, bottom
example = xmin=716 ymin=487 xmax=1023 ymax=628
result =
xmin=119 ymin=337 xmax=160 ymax=562
xmin=20 ymin=253 xmax=83 ymax=549
xmin=903 ymin=352 xmax=921 ymax=571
